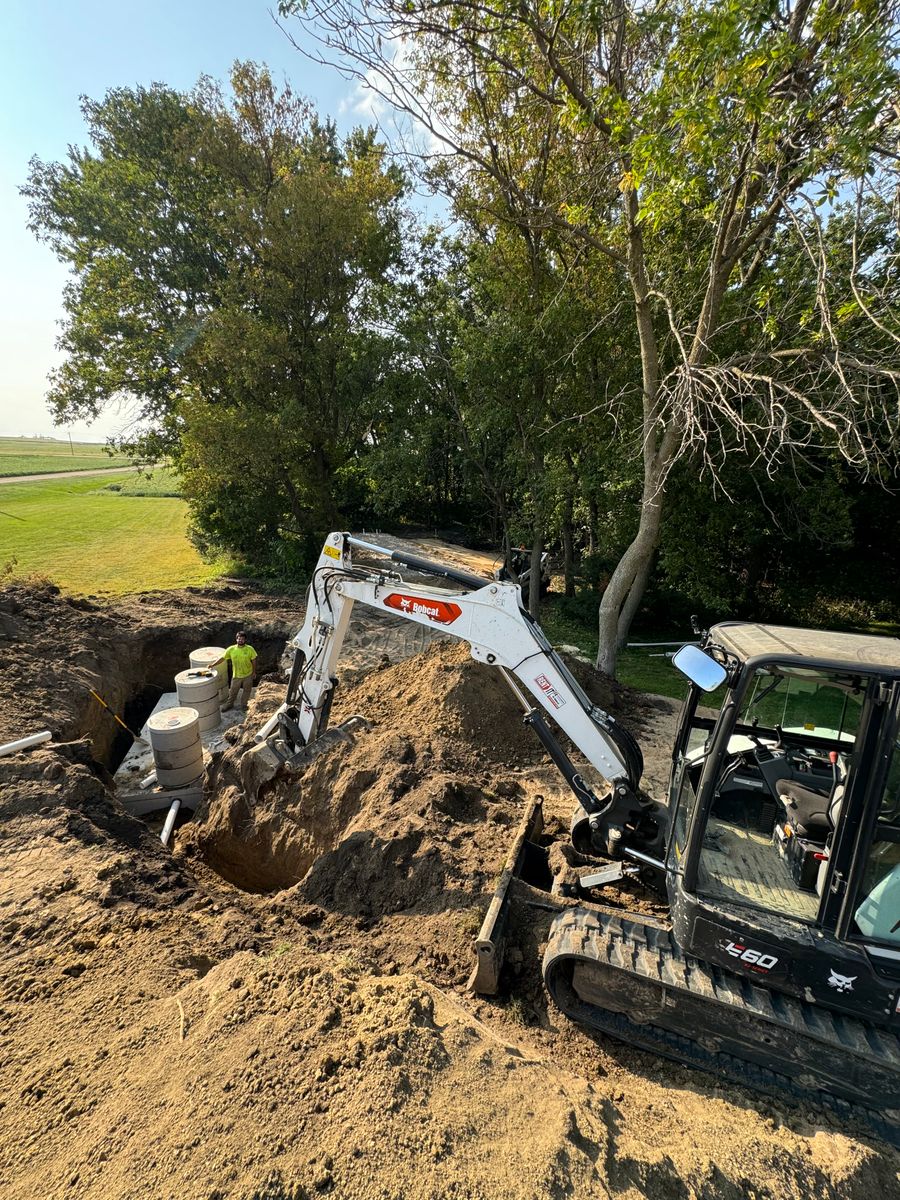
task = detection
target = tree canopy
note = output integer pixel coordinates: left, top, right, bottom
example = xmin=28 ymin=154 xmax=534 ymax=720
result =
xmin=24 ymin=63 xmax=410 ymax=567
xmin=282 ymin=0 xmax=900 ymax=668
xmin=23 ymin=11 xmax=900 ymax=668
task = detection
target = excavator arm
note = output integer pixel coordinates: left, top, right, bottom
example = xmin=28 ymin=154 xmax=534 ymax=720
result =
xmin=253 ymin=532 xmax=659 ymax=858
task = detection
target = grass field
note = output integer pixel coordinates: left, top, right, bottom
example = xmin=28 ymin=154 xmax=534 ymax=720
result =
xmin=0 ymin=473 xmax=230 ymax=595
xmin=104 ymin=466 xmax=183 ymax=496
xmin=0 ymin=436 xmax=130 ymax=477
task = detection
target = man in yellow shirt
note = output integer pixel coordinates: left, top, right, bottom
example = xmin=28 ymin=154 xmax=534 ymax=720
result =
xmin=216 ymin=632 xmax=258 ymax=712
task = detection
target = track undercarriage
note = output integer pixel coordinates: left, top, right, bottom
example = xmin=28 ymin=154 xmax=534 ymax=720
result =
xmin=543 ymin=906 xmax=900 ymax=1145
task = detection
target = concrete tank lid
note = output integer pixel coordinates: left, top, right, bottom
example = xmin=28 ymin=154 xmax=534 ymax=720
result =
xmin=147 ymin=707 xmax=200 ymax=731
xmin=191 ymin=646 xmax=226 ymax=657
xmin=175 ymin=667 xmax=218 ymax=684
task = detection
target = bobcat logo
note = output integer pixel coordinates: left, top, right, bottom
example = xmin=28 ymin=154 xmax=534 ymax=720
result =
xmin=827 ymin=970 xmax=856 ymax=993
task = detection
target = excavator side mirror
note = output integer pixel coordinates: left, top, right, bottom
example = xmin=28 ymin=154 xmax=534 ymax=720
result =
xmin=672 ymin=644 xmax=728 ymax=693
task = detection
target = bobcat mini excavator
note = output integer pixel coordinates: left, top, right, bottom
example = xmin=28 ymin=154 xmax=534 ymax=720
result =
xmin=251 ymin=532 xmax=900 ymax=1138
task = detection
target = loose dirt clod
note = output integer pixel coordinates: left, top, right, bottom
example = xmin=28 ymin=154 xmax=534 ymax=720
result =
xmin=2 ymin=581 xmax=898 ymax=1200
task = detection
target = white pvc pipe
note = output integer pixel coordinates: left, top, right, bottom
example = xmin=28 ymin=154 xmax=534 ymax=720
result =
xmin=254 ymin=703 xmax=287 ymax=743
xmin=139 ymin=770 xmax=158 ymax=790
xmin=0 ymin=730 xmax=52 ymax=758
xmin=160 ymin=799 xmax=181 ymax=847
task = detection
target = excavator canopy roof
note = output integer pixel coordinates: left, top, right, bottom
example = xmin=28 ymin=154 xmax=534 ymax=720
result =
xmin=709 ymin=621 xmax=900 ymax=671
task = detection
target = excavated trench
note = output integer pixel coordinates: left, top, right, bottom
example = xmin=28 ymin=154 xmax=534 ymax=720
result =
xmin=98 ymin=630 xmax=289 ymax=774
xmin=0 ymin=581 xmax=305 ymax=889
xmin=178 ymin=643 xmax=588 ymax=934
xmin=192 ymin=747 xmax=381 ymax=893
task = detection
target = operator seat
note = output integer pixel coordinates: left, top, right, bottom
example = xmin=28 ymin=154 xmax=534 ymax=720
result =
xmin=775 ymin=777 xmax=832 ymax=839
xmin=776 ymin=753 xmax=846 ymax=840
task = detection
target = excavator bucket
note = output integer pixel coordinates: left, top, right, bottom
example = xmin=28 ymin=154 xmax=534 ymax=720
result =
xmin=468 ymin=797 xmax=545 ymax=995
xmin=241 ymin=715 xmax=370 ymax=799
xmin=240 ymin=740 xmax=285 ymax=797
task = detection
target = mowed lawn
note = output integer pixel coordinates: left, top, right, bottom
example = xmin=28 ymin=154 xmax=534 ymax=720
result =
xmin=0 ymin=474 xmax=229 ymax=594
xmin=0 ymin=436 xmax=130 ymax=476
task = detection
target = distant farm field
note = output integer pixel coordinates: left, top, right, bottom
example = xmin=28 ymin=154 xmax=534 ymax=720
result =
xmin=0 ymin=473 xmax=230 ymax=595
xmin=0 ymin=436 xmax=130 ymax=476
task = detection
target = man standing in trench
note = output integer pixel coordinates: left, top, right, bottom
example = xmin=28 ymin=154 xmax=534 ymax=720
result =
xmin=216 ymin=632 xmax=257 ymax=713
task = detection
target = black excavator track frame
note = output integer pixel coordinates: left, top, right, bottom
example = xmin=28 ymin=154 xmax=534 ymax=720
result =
xmin=543 ymin=908 xmax=900 ymax=1147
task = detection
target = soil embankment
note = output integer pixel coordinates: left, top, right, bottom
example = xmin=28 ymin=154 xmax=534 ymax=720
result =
xmin=0 ymin=580 xmax=896 ymax=1199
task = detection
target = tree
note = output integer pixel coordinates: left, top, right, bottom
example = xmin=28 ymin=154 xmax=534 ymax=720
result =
xmin=24 ymin=63 xmax=410 ymax=570
xmin=281 ymin=0 xmax=900 ymax=672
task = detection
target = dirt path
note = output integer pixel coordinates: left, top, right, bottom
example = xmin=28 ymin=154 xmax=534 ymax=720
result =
xmin=0 ymin=465 xmax=137 ymax=484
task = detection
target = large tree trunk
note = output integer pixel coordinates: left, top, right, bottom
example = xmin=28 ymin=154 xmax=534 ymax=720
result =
xmin=595 ymin=471 xmax=666 ymax=676
xmin=595 ymin=187 xmax=679 ymax=677
xmin=594 ymin=218 xmax=736 ymax=674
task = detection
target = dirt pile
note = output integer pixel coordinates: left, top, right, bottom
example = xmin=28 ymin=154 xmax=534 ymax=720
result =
xmin=190 ymin=642 xmax=648 ymax=915
xmin=2 ymin=580 xmax=899 ymax=1199
xmin=13 ymin=909 xmax=893 ymax=1200
xmin=0 ymin=742 xmax=197 ymax=964
xmin=184 ymin=647 xmax=542 ymax=986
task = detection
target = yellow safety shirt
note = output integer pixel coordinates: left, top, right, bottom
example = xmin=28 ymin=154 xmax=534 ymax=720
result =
xmin=224 ymin=644 xmax=257 ymax=678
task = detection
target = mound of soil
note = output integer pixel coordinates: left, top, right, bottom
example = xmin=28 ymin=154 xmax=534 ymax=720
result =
xmin=190 ymin=643 xmax=651 ymax=920
xmin=2 ymin=578 xmax=899 ymax=1199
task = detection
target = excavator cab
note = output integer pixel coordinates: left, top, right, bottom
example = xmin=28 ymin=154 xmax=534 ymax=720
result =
xmin=665 ymin=622 xmax=900 ymax=1025
xmin=544 ymin=622 xmax=900 ymax=1136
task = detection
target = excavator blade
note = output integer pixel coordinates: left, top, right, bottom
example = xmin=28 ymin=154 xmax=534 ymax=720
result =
xmin=468 ymin=797 xmax=545 ymax=995
xmin=544 ymin=907 xmax=900 ymax=1146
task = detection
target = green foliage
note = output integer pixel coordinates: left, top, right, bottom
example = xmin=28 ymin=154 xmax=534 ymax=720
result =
xmin=22 ymin=21 xmax=900 ymax=651
xmin=25 ymin=64 xmax=411 ymax=574
xmin=282 ymin=0 xmax=900 ymax=669
xmin=105 ymin=467 xmax=183 ymax=496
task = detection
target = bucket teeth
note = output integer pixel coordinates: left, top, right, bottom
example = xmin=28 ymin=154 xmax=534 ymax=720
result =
xmin=285 ymin=716 xmax=370 ymax=770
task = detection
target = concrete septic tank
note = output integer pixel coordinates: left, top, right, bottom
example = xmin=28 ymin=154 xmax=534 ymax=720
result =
xmin=189 ymin=646 xmax=228 ymax=703
xmin=174 ymin=668 xmax=222 ymax=732
xmin=146 ymin=706 xmax=205 ymax=789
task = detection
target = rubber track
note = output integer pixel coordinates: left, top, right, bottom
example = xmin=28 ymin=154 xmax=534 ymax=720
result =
xmin=543 ymin=908 xmax=900 ymax=1147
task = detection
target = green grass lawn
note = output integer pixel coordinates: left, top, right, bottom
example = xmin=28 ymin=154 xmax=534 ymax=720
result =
xmin=0 ymin=436 xmax=130 ymax=476
xmin=0 ymin=473 xmax=230 ymax=595
xmin=540 ymin=596 xmax=692 ymax=699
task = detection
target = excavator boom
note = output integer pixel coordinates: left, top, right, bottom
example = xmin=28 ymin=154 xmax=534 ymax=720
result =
xmin=255 ymin=532 xmax=649 ymax=843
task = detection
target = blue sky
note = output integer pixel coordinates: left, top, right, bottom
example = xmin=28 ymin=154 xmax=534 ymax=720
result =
xmin=0 ymin=0 xmax=386 ymax=440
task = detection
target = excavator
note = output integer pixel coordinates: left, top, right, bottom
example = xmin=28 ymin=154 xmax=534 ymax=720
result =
xmin=249 ymin=532 xmax=900 ymax=1139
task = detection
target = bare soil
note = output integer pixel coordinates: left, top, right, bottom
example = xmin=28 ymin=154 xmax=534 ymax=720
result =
xmin=1 ymin=574 xmax=897 ymax=1200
